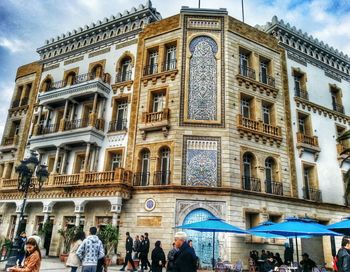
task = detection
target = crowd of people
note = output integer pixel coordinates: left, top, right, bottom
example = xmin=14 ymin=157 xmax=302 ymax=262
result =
xmin=8 ymin=229 xmax=350 ymax=272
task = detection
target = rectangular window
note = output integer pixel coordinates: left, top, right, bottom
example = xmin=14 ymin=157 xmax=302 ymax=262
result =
xmin=303 ymin=167 xmax=311 ymax=199
xmin=165 ymin=45 xmax=176 ymax=70
xmin=294 ymin=76 xmax=301 ymax=92
xmin=148 ymin=50 xmax=159 ymax=75
xmin=330 ymin=86 xmax=344 ymax=113
xmin=239 ymin=53 xmax=249 ymax=76
xmin=262 ymin=105 xmax=270 ymax=124
xmin=116 ymin=102 xmax=128 ymax=130
xmin=241 ymin=99 xmax=250 ymax=118
xmin=260 ymin=61 xmax=268 ymax=84
xmin=121 ymin=59 xmax=132 ymax=81
xmin=111 ymin=153 xmax=122 ymax=170
xmin=152 ymin=93 xmax=164 ymax=113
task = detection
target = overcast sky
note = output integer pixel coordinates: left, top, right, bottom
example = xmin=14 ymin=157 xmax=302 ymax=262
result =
xmin=1 ymin=0 xmax=350 ymax=139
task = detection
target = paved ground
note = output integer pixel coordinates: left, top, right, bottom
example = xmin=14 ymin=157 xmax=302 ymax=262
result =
xmin=0 ymin=257 xmax=127 ymax=271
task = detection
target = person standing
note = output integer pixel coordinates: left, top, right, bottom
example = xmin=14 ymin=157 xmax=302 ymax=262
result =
xmin=9 ymin=238 xmax=41 ymax=272
xmin=17 ymin=232 xmax=27 ymax=265
xmin=120 ymin=232 xmax=136 ymax=271
xmin=284 ymin=243 xmax=293 ymax=265
xmin=133 ymin=235 xmax=141 ymax=260
xmin=76 ymin=227 xmax=105 ymax=272
xmin=66 ymin=231 xmax=85 ymax=272
xmin=139 ymin=235 xmax=148 ymax=272
xmin=151 ymin=241 xmax=166 ymax=272
xmin=144 ymin=233 xmax=151 ymax=271
xmin=167 ymin=243 xmax=178 ymax=272
xmin=337 ymin=236 xmax=350 ymax=272
xmin=173 ymin=232 xmax=197 ymax=272
xmin=300 ymin=253 xmax=316 ymax=272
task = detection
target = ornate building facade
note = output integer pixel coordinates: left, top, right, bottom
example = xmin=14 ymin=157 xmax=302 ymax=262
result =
xmin=0 ymin=2 xmax=349 ymax=268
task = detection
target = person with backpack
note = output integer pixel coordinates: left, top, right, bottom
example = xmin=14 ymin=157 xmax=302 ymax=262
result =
xmin=337 ymin=236 xmax=350 ymax=272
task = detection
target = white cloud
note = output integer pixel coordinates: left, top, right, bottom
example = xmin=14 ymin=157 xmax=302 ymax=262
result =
xmin=0 ymin=82 xmax=14 ymax=139
xmin=0 ymin=37 xmax=27 ymax=53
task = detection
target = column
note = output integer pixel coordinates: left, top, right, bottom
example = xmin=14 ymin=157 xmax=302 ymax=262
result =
xmin=52 ymin=147 xmax=61 ymax=174
xmin=93 ymin=146 xmax=100 ymax=171
xmin=74 ymin=202 xmax=85 ymax=227
xmin=89 ymin=147 xmax=96 ymax=172
xmin=34 ymin=106 xmax=44 ymax=135
xmin=19 ymin=85 xmax=28 ymax=105
xmin=75 ymin=213 xmax=81 ymax=227
xmin=83 ymin=143 xmax=91 ymax=171
xmin=69 ymin=103 xmax=76 ymax=121
xmin=109 ymin=197 xmax=122 ymax=227
xmin=60 ymin=149 xmax=68 ymax=174
xmin=98 ymin=98 xmax=106 ymax=119
xmin=2 ymin=163 xmax=8 ymax=179
xmin=59 ymin=100 xmax=69 ymax=131
xmin=112 ymin=213 xmax=119 ymax=227
xmin=89 ymin=93 xmax=98 ymax=126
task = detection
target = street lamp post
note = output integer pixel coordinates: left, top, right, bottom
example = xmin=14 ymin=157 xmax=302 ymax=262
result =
xmin=5 ymin=151 xmax=49 ymax=269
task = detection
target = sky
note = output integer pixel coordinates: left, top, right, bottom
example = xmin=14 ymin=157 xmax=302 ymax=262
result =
xmin=1 ymin=0 xmax=350 ymax=139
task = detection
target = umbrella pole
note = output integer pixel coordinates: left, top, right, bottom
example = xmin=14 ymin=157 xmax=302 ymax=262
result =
xmin=212 ymin=231 xmax=215 ymax=270
xmin=295 ymin=235 xmax=299 ymax=264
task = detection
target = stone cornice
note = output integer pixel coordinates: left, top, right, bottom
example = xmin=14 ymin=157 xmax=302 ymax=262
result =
xmin=131 ymin=185 xmax=350 ymax=212
xmin=37 ymin=1 xmax=161 ymax=61
xmin=294 ymin=96 xmax=350 ymax=125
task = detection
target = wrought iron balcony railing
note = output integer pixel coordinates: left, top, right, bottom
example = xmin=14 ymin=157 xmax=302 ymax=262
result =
xmin=133 ymin=172 xmax=150 ymax=186
xmin=333 ymin=102 xmax=345 ymax=114
xmin=265 ymin=180 xmax=283 ymax=196
xmin=153 ymin=171 xmax=171 ymax=185
xmin=161 ymin=60 xmax=177 ymax=72
xmin=242 ymin=176 xmax=261 ymax=192
xmin=143 ymin=64 xmax=159 ymax=76
xmin=108 ymin=119 xmax=127 ymax=132
xmin=295 ymin=88 xmax=309 ymax=100
xmin=239 ymin=65 xmax=256 ymax=80
xmin=303 ymin=187 xmax=322 ymax=202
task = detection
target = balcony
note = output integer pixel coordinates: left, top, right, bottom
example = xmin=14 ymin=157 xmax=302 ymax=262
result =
xmin=259 ymin=73 xmax=276 ymax=88
xmin=242 ymin=176 xmax=261 ymax=192
xmin=112 ymin=70 xmax=133 ymax=93
xmin=11 ymin=99 xmax=20 ymax=108
xmin=30 ymin=117 xmax=105 ymax=150
xmin=237 ymin=114 xmax=282 ymax=146
xmin=296 ymin=132 xmax=320 ymax=161
xmin=0 ymin=169 xmax=133 ymax=192
xmin=265 ymin=181 xmax=283 ymax=196
xmin=142 ymin=61 xmax=178 ymax=87
xmin=333 ymin=103 xmax=345 ymax=114
xmin=108 ymin=119 xmax=127 ymax=133
xmin=139 ymin=108 xmax=170 ymax=139
xmin=38 ymin=72 xmax=111 ymax=106
xmin=294 ymin=88 xmax=309 ymax=100
xmin=236 ymin=65 xmax=278 ymax=98
xmin=153 ymin=171 xmax=171 ymax=185
xmin=133 ymin=172 xmax=150 ymax=186
xmin=0 ymin=135 xmax=19 ymax=152
xmin=303 ymin=187 xmax=322 ymax=202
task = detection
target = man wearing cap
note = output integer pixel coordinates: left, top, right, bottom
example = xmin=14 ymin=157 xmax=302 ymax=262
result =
xmin=173 ymin=232 xmax=197 ymax=272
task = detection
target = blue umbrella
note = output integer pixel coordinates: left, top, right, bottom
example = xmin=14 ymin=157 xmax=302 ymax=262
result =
xmin=176 ymin=217 xmax=247 ymax=269
xmin=253 ymin=217 xmax=340 ymax=263
xmin=328 ymin=216 xmax=350 ymax=235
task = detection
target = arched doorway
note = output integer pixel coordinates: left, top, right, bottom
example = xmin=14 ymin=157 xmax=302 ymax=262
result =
xmin=183 ymin=208 xmax=219 ymax=268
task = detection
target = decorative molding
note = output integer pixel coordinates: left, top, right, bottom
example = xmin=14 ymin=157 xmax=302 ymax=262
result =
xmin=88 ymin=47 xmax=111 ymax=58
xmin=42 ymin=63 xmax=60 ymax=72
xmin=64 ymin=56 xmax=84 ymax=65
xmin=324 ymin=70 xmax=341 ymax=82
xmin=236 ymin=74 xmax=279 ymax=98
xmin=115 ymin=39 xmax=138 ymax=49
xmin=294 ymin=96 xmax=350 ymax=125
xmin=287 ymin=51 xmax=307 ymax=67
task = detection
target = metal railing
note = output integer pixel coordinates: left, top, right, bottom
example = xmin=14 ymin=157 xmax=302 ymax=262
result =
xmin=260 ymin=73 xmax=275 ymax=87
xmin=64 ymin=119 xmax=89 ymax=130
xmin=265 ymin=181 xmax=283 ymax=195
xmin=333 ymin=102 xmax=345 ymax=114
xmin=153 ymin=171 xmax=171 ymax=185
xmin=303 ymin=187 xmax=322 ymax=202
xmin=296 ymin=132 xmax=319 ymax=147
xmin=38 ymin=123 xmax=59 ymax=135
xmin=115 ymin=70 xmax=132 ymax=83
xmin=295 ymin=88 xmax=309 ymax=100
xmin=20 ymin=97 xmax=29 ymax=106
xmin=239 ymin=65 xmax=256 ymax=80
xmin=108 ymin=119 xmax=127 ymax=132
xmin=133 ymin=172 xmax=150 ymax=186
xmin=242 ymin=176 xmax=261 ymax=192
xmin=237 ymin=115 xmax=282 ymax=137
xmin=161 ymin=60 xmax=177 ymax=72
xmin=143 ymin=64 xmax=158 ymax=76
xmin=11 ymin=99 xmax=20 ymax=108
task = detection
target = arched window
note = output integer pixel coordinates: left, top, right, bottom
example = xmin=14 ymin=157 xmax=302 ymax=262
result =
xmin=155 ymin=147 xmax=170 ymax=185
xmin=91 ymin=64 xmax=103 ymax=79
xmin=77 ymin=42 xmax=81 ymax=48
xmin=118 ymin=56 xmax=132 ymax=82
xmin=110 ymin=31 xmax=114 ymax=37
xmin=131 ymin=23 xmax=136 ymax=30
xmin=65 ymin=71 xmax=76 ymax=86
xmin=124 ymin=25 xmax=128 ymax=32
xmin=42 ymin=77 xmax=53 ymax=92
xmin=136 ymin=149 xmax=150 ymax=186
xmin=139 ymin=21 xmax=144 ymax=28
xmin=188 ymin=36 xmax=218 ymax=121
xmin=242 ymin=152 xmax=259 ymax=191
xmin=103 ymin=33 xmax=107 ymax=40
xmin=265 ymin=157 xmax=274 ymax=193
xmin=90 ymin=38 xmax=94 ymax=44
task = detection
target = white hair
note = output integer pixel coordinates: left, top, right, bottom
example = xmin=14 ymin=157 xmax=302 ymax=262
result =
xmin=174 ymin=231 xmax=187 ymax=241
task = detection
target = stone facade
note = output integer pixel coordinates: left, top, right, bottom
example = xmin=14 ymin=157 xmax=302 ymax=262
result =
xmin=0 ymin=2 xmax=350 ymax=269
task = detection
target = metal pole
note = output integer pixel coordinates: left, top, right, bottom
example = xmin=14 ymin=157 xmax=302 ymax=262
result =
xmin=5 ymin=181 xmax=29 ymax=268
xmin=241 ymin=0 xmax=245 ymax=22
xmin=198 ymin=0 xmax=201 ymax=8
xmin=295 ymin=235 xmax=299 ymax=264
xmin=212 ymin=231 xmax=215 ymax=270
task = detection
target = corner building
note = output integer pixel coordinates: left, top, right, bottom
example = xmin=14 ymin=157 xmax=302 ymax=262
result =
xmin=0 ymin=3 xmax=350 ymax=268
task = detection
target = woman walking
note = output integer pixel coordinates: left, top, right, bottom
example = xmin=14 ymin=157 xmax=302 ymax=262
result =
xmin=8 ymin=238 xmax=41 ymax=272
xmin=66 ymin=231 xmax=86 ymax=272
xmin=151 ymin=241 xmax=166 ymax=272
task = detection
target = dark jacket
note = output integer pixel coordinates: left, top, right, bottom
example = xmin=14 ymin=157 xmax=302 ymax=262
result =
xmin=139 ymin=240 xmax=148 ymax=258
xmin=284 ymin=247 xmax=293 ymax=264
xmin=261 ymin=259 xmax=277 ymax=272
xmin=145 ymin=237 xmax=150 ymax=254
xmin=300 ymin=258 xmax=316 ymax=272
xmin=133 ymin=239 xmax=141 ymax=252
xmin=174 ymin=242 xmax=197 ymax=272
xmin=151 ymin=246 xmax=166 ymax=272
xmin=167 ymin=248 xmax=178 ymax=271
xmin=126 ymin=236 xmax=133 ymax=253
xmin=338 ymin=248 xmax=350 ymax=272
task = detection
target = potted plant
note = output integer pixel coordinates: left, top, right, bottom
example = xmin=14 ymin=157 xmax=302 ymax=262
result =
xmin=98 ymin=224 xmax=119 ymax=266
xmin=58 ymin=226 xmax=78 ymax=262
